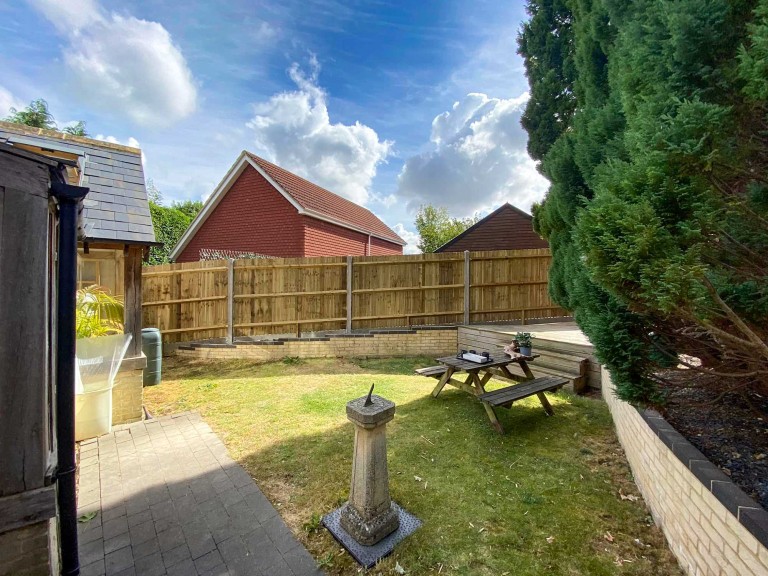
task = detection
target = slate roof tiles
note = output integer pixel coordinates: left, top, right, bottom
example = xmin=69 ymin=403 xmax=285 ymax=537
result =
xmin=0 ymin=121 xmax=156 ymax=245
xmin=247 ymin=153 xmax=405 ymax=245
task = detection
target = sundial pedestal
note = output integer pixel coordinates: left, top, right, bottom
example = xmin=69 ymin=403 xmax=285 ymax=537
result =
xmin=339 ymin=394 xmax=399 ymax=545
xmin=322 ymin=388 xmax=421 ymax=568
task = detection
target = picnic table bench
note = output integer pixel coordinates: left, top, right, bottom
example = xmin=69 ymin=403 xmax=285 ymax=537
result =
xmin=415 ymin=355 xmax=568 ymax=433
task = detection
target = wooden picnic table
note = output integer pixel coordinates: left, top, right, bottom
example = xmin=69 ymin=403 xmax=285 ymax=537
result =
xmin=418 ymin=354 xmax=567 ymax=434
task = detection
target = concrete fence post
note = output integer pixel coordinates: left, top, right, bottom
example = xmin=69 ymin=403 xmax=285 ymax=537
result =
xmin=226 ymin=258 xmax=234 ymax=344
xmin=463 ymin=250 xmax=471 ymax=326
xmin=346 ymin=255 xmax=353 ymax=334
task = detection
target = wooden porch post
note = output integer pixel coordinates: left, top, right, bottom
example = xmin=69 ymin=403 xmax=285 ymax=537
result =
xmin=123 ymin=245 xmax=143 ymax=358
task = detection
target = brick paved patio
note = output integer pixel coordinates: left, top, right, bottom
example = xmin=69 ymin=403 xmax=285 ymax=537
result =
xmin=76 ymin=411 xmax=323 ymax=576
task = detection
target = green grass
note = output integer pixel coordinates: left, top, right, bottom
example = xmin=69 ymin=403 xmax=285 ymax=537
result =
xmin=145 ymin=357 xmax=682 ymax=576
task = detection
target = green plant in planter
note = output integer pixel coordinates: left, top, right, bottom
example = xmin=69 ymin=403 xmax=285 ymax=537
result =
xmin=76 ymin=285 xmax=124 ymax=338
xmin=515 ymin=332 xmax=533 ymax=355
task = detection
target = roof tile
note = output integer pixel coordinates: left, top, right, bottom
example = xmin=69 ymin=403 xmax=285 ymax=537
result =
xmin=0 ymin=121 xmax=156 ymax=244
xmin=246 ymin=153 xmax=404 ymax=245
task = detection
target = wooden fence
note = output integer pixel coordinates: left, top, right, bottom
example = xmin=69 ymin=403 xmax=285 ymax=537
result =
xmin=142 ymin=249 xmax=567 ymax=343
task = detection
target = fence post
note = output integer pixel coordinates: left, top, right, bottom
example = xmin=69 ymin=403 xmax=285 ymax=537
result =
xmin=226 ymin=258 xmax=234 ymax=344
xmin=463 ymin=250 xmax=470 ymax=326
xmin=346 ymin=255 xmax=353 ymax=333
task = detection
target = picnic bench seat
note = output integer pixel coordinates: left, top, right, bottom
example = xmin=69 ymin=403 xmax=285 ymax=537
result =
xmin=415 ymin=365 xmax=449 ymax=378
xmin=478 ymin=375 xmax=568 ymax=410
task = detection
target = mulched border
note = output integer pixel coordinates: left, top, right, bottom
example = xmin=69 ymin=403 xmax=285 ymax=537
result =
xmin=636 ymin=406 xmax=768 ymax=549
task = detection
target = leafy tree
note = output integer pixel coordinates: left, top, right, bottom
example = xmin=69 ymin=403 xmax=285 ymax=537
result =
xmin=63 ymin=121 xmax=89 ymax=137
xmin=4 ymin=98 xmax=89 ymax=137
xmin=520 ymin=0 xmax=768 ymax=407
xmin=171 ymin=200 xmax=204 ymax=220
xmin=5 ymin=98 xmax=57 ymax=129
xmin=146 ymin=182 xmax=204 ymax=265
xmin=414 ymin=205 xmax=478 ymax=253
xmin=518 ymin=0 xmax=577 ymax=161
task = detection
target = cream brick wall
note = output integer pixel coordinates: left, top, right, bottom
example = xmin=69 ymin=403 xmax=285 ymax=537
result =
xmin=0 ymin=521 xmax=52 ymax=576
xmin=602 ymin=367 xmax=768 ymax=576
xmin=112 ymin=355 xmax=145 ymax=425
xmin=175 ymin=329 xmax=459 ymax=362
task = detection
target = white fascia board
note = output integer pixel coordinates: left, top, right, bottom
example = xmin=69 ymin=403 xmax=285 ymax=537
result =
xmin=244 ymin=156 xmax=305 ymax=213
xmin=169 ymin=151 xmax=252 ymax=261
xmin=6 ymin=134 xmax=86 ymax=156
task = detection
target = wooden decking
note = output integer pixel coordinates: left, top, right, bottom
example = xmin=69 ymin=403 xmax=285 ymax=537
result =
xmin=458 ymin=322 xmax=601 ymax=391
xmin=470 ymin=322 xmax=592 ymax=347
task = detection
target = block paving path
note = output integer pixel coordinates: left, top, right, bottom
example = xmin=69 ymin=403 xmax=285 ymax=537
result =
xmin=76 ymin=411 xmax=323 ymax=576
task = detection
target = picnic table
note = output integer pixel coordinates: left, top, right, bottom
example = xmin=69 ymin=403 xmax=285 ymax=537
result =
xmin=416 ymin=354 xmax=568 ymax=434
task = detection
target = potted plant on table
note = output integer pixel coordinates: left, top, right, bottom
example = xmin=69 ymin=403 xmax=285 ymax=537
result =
xmin=515 ymin=332 xmax=533 ymax=357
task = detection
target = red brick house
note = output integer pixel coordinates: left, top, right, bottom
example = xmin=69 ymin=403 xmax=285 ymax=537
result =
xmin=435 ymin=203 xmax=548 ymax=252
xmin=171 ymin=151 xmax=405 ymax=261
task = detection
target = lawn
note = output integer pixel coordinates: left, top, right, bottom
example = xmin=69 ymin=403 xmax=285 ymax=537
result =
xmin=145 ymin=356 xmax=682 ymax=576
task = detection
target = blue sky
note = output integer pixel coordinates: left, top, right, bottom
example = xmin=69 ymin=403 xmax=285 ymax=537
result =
xmin=1 ymin=0 xmax=548 ymax=252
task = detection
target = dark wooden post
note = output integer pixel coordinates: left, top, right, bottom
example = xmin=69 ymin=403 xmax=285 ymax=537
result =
xmin=0 ymin=149 xmax=60 ymax=575
xmin=124 ymin=245 xmax=143 ymax=358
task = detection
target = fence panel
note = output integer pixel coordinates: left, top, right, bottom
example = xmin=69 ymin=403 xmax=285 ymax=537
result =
xmin=232 ymin=256 xmax=347 ymax=337
xmin=142 ymin=259 xmax=229 ymax=343
xmin=142 ymin=249 xmax=567 ymax=342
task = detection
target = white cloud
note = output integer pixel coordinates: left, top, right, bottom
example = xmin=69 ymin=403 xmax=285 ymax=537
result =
xmin=397 ymin=92 xmax=549 ymax=217
xmin=95 ymin=134 xmax=140 ymax=149
xmin=378 ymin=194 xmax=398 ymax=209
xmin=392 ymin=223 xmax=421 ymax=254
xmin=95 ymin=134 xmax=145 ymax=167
xmin=246 ymin=59 xmax=392 ymax=205
xmin=0 ymin=86 xmax=25 ymax=117
xmin=29 ymin=0 xmax=197 ymax=127
xmin=27 ymin=0 xmax=101 ymax=33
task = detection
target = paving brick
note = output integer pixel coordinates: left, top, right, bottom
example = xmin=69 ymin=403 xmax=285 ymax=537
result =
xmin=104 ymin=545 xmax=133 ymax=575
xmin=217 ymin=535 xmax=249 ymax=565
xmin=263 ymin=515 xmax=301 ymax=555
xmin=132 ymin=551 xmax=165 ymax=576
xmin=162 ymin=543 xmax=191 ymax=569
xmin=77 ymin=412 xmax=319 ymax=576
xmin=103 ymin=530 xmax=131 ymax=555
xmin=284 ymin=545 xmax=323 ymax=576
xmin=129 ymin=519 xmax=156 ymax=546
xmin=131 ymin=535 xmax=160 ymax=561
xmin=80 ymin=538 xmax=105 ymax=567
xmin=157 ymin=526 xmax=186 ymax=552
xmin=126 ymin=509 xmax=152 ymax=528
xmin=165 ymin=557 xmax=198 ymax=576
xmin=80 ymin=558 xmax=106 ymax=576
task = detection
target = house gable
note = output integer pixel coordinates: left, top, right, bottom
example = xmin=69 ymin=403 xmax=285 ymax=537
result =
xmin=435 ymin=203 xmax=549 ymax=252
xmin=175 ymin=165 xmax=304 ymax=262
xmin=172 ymin=151 xmax=405 ymax=261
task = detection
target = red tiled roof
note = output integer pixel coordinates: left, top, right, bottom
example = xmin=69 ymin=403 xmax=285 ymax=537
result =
xmin=246 ymin=153 xmax=405 ymax=245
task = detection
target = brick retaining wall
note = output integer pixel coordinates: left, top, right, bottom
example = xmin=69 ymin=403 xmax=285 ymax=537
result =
xmin=174 ymin=328 xmax=459 ymax=362
xmin=602 ymin=367 xmax=768 ymax=575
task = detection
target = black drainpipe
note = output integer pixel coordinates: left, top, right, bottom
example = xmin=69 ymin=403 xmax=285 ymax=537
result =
xmin=51 ymin=176 xmax=89 ymax=576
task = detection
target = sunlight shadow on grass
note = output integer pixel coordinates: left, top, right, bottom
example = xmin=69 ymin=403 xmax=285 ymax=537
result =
xmin=146 ymin=357 xmax=682 ymax=576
